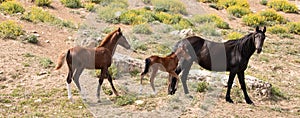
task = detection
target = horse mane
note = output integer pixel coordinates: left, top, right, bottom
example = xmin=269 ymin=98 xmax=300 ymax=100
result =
xmin=225 ymin=32 xmax=254 ymax=46
xmin=97 ymin=29 xmax=118 ymax=48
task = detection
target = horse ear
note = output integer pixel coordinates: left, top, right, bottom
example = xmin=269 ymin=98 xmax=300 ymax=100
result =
xmin=118 ymin=27 xmax=121 ymax=32
xmin=263 ymin=26 xmax=266 ymax=33
xmin=255 ymin=26 xmax=259 ymax=32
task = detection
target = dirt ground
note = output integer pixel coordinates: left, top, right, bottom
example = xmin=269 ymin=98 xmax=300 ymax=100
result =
xmin=0 ymin=0 xmax=300 ymax=117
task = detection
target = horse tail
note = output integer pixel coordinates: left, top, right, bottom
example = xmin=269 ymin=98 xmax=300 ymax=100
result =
xmin=141 ymin=58 xmax=151 ymax=75
xmin=55 ymin=50 xmax=69 ymax=70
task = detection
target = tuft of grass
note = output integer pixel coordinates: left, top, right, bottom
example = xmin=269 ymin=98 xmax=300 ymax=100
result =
xmin=129 ymin=69 xmax=140 ymax=77
xmin=259 ymin=9 xmax=287 ymax=25
xmin=151 ymin=0 xmax=187 ymax=15
xmin=242 ymin=13 xmax=265 ymax=27
xmin=115 ymin=94 xmax=137 ymax=106
xmin=270 ymin=85 xmax=287 ymax=101
xmin=217 ymin=0 xmax=249 ymax=9
xmin=132 ymin=23 xmax=152 ymax=34
xmin=84 ymin=2 xmax=95 ymax=12
xmin=227 ymin=32 xmax=243 ymax=40
xmin=35 ymin=0 xmax=52 ymax=7
xmin=96 ymin=1 xmax=127 ymax=24
xmin=60 ymin=0 xmax=82 ymax=8
xmin=39 ymin=57 xmax=53 ymax=68
xmin=194 ymin=22 xmax=221 ymax=36
xmin=198 ymin=0 xmax=218 ymax=3
xmin=260 ymin=0 xmax=268 ymax=5
xmin=102 ymin=85 xmax=113 ymax=95
xmin=0 ymin=1 xmax=25 ymax=15
xmin=267 ymin=0 xmax=298 ymax=13
xmin=25 ymin=35 xmax=38 ymax=44
xmin=108 ymin=63 xmax=118 ymax=79
xmin=196 ymin=81 xmax=208 ymax=93
xmin=0 ymin=20 xmax=24 ymax=39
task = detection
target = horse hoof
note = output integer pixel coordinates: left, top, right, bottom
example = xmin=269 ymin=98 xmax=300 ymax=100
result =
xmin=226 ymin=98 xmax=234 ymax=103
xmin=246 ymin=100 xmax=254 ymax=105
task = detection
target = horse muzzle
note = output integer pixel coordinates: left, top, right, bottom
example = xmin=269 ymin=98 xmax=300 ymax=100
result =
xmin=256 ymin=48 xmax=262 ymax=54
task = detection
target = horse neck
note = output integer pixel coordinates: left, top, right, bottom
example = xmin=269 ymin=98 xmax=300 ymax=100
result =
xmin=98 ymin=37 xmax=119 ymax=55
xmin=239 ymin=35 xmax=256 ymax=58
xmin=168 ymin=52 xmax=179 ymax=62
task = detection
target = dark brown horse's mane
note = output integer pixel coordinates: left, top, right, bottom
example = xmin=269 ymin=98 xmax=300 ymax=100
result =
xmin=97 ymin=29 xmax=119 ymax=48
xmin=225 ymin=32 xmax=254 ymax=46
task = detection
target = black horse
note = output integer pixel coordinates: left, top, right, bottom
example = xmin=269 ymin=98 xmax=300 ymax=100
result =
xmin=169 ymin=26 xmax=266 ymax=104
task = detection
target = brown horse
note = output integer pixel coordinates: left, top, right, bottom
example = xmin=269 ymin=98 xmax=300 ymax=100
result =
xmin=55 ymin=28 xmax=130 ymax=102
xmin=140 ymin=45 xmax=191 ymax=94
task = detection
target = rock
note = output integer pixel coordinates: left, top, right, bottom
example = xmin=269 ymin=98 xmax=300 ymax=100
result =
xmin=170 ymin=29 xmax=194 ymax=38
xmin=135 ymin=100 xmax=144 ymax=105
xmin=33 ymin=33 xmax=40 ymax=37
xmin=45 ymin=40 xmax=50 ymax=43
xmin=34 ymin=99 xmax=42 ymax=103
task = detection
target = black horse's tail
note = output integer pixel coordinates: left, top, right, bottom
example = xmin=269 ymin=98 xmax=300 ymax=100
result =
xmin=141 ymin=58 xmax=151 ymax=75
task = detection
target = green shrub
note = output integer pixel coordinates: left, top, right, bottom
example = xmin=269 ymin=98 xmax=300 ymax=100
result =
xmin=217 ymin=0 xmax=249 ymax=9
xmin=35 ymin=0 xmax=52 ymax=6
xmin=227 ymin=5 xmax=251 ymax=18
xmin=26 ymin=35 xmax=38 ymax=44
xmin=119 ymin=9 xmax=152 ymax=25
xmin=260 ymin=0 xmax=268 ymax=5
xmin=84 ymin=2 xmax=95 ymax=12
xmin=87 ymin=0 xmax=102 ymax=4
xmin=40 ymin=58 xmax=53 ymax=68
xmin=0 ymin=20 xmax=24 ymax=39
xmin=0 ymin=1 xmax=25 ymax=14
xmin=242 ymin=14 xmax=265 ymax=27
xmin=260 ymin=9 xmax=286 ymax=25
xmin=227 ymin=32 xmax=243 ymax=40
xmin=97 ymin=1 xmax=128 ymax=24
xmin=270 ymin=85 xmax=287 ymax=100
xmin=60 ymin=0 xmax=82 ymax=8
xmin=115 ymin=94 xmax=136 ymax=106
xmin=267 ymin=0 xmax=298 ymax=13
xmin=196 ymin=82 xmax=208 ymax=93
xmin=108 ymin=63 xmax=118 ymax=79
xmin=287 ymin=22 xmax=300 ymax=35
xmin=267 ymin=25 xmax=288 ymax=34
xmin=154 ymin=44 xmax=171 ymax=55
xmin=151 ymin=0 xmax=187 ymax=15
xmin=102 ymin=85 xmax=113 ymax=95
xmin=192 ymin=14 xmax=230 ymax=29
xmin=132 ymin=23 xmax=152 ymax=34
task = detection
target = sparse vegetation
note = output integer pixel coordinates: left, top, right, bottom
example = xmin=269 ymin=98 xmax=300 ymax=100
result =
xmin=132 ymin=23 xmax=152 ymax=34
xmin=39 ymin=57 xmax=53 ymax=68
xmin=198 ymin=0 xmax=218 ymax=3
xmin=0 ymin=20 xmax=24 ymax=39
xmin=242 ymin=13 xmax=265 ymax=27
xmin=287 ymin=22 xmax=300 ymax=35
xmin=227 ymin=31 xmax=243 ymax=40
xmin=0 ymin=1 xmax=25 ymax=14
xmin=267 ymin=25 xmax=288 ymax=34
xmin=194 ymin=22 xmax=221 ymax=36
xmin=196 ymin=81 xmax=208 ymax=92
xmin=102 ymin=85 xmax=113 ymax=95
xmin=60 ymin=0 xmax=82 ymax=8
xmin=35 ymin=0 xmax=52 ymax=7
xmin=84 ymin=2 xmax=96 ymax=12
xmin=259 ymin=9 xmax=287 ymax=25
xmin=267 ymin=0 xmax=298 ymax=13
xmin=192 ymin=14 xmax=230 ymax=29
xmin=96 ymin=0 xmax=128 ymax=24
xmin=260 ymin=0 xmax=268 ymax=5
xmin=270 ymin=85 xmax=287 ymax=101
xmin=217 ymin=0 xmax=249 ymax=9
xmin=115 ymin=94 xmax=137 ymax=106
xmin=151 ymin=0 xmax=187 ymax=15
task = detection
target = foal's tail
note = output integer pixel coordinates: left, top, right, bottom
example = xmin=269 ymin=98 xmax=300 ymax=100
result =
xmin=141 ymin=58 xmax=151 ymax=75
xmin=55 ymin=50 xmax=70 ymax=70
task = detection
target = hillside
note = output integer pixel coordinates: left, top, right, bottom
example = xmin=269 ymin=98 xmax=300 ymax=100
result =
xmin=0 ymin=0 xmax=299 ymax=117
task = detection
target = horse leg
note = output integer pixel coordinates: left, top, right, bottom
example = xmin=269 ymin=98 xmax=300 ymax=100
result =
xmin=150 ymin=67 xmax=158 ymax=94
xmin=167 ymin=74 xmax=172 ymax=93
xmin=73 ymin=67 xmax=85 ymax=99
xmin=226 ymin=72 xmax=236 ymax=103
xmin=107 ymin=70 xmax=119 ymax=96
xmin=140 ymin=70 xmax=148 ymax=94
xmin=169 ymin=71 xmax=180 ymax=92
xmin=97 ymin=69 xmax=105 ymax=103
xmin=171 ymin=60 xmax=193 ymax=95
xmin=169 ymin=66 xmax=182 ymax=94
xmin=237 ymin=71 xmax=253 ymax=104
xmin=66 ymin=69 xmax=73 ymax=101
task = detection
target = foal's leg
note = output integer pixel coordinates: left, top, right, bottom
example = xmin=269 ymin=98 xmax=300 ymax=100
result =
xmin=66 ymin=68 xmax=74 ymax=101
xmin=237 ymin=71 xmax=253 ymax=104
xmin=169 ymin=71 xmax=180 ymax=92
xmin=73 ymin=67 xmax=85 ymax=99
xmin=150 ymin=67 xmax=158 ymax=94
xmin=226 ymin=72 xmax=236 ymax=103
xmin=140 ymin=70 xmax=147 ymax=93
xmin=97 ymin=69 xmax=105 ymax=103
xmin=107 ymin=70 xmax=119 ymax=96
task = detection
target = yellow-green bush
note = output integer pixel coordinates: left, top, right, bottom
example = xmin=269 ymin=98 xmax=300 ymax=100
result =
xmin=97 ymin=0 xmax=128 ymax=24
xmin=0 ymin=20 xmax=24 ymax=39
xmin=267 ymin=25 xmax=288 ymax=34
xmin=84 ymin=2 xmax=95 ymax=12
xmin=192 ymin=14 xmax=230 ymax=29
xmin=259 ymin=9 xmax=287 ymax=25
xmin=227 ymin=32 xmax=243 ymax=40
xmin=287 ymin=22 xmax=300 ymax=35
xmin=60 ymin=0 xmax=82 ymax=8
xmin=267 ymin=0 xmax=298 ymax=13
xmin=227 ymin=5 xmax=251 ymax=18
xmin=35 ymin=0 xmax=52 ymax=6
xmin=198 ymin=0 xmax=218 ymax=3
xmin=151 ymin=0 xmax=187 ymax=15
xmin=242 ymin=14 xmax=265 ymax=27
xmin=217 ymin=0 xmax=249 ymax=9
xmin=0 ymin=1 xmax=25 ymax=14
xmin=22 ymin=7 xmax=75 ymax=28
